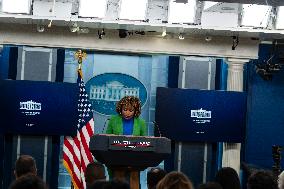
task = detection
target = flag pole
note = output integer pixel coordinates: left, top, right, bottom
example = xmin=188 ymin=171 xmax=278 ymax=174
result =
xmin=68 ymin=49 xmax=87 ymax=189
xmin=74 ymin=49 xmax=87 ymax=78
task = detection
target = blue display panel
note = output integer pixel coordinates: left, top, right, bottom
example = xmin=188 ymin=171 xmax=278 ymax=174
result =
xmin=0 ymin=80 xmax=78 ymax=136
xmin=155 ymin=87 xmax=247 ymax=142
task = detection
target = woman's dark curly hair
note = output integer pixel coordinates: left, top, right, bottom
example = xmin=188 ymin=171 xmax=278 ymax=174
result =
xmin=156 ymin=171 xmax=193 ymax=189
xmin=215 ymin=167 xmax=241 ymax=189
xmin=116 ymin=96 xmax=141 ymax=118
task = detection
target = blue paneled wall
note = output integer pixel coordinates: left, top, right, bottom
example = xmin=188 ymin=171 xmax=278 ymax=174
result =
xmin=0 ymin=47 xmax=10 ymax=79
xmin=4 ymin=44 xmax=283 ymax=188
xmin=245 ymin=44 xmax=284 ymax=169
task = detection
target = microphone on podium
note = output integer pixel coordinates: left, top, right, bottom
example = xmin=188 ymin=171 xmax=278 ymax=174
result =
xmin=102 ymin=118 xmax=110 ymax=134
xmin=152 ymin=121 xmax=162 ymax=137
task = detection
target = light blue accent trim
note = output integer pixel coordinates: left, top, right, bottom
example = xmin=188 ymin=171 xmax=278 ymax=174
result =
xmin=217 ymin=59 xmax=228 ymax=169
xmin=239 ymin=169 xmax=243 ymax=186
xmin=217 ymin=142 xmax=223 ymax=170
xmin=220 ymin=59 xmax=228 ymax=91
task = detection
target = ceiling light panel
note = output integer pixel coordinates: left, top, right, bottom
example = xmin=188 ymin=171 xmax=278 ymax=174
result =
xmin=2 ymin=0 xmax=31 ymax=14
xmin=119 ymin=0 xmax=148 ymax=20
xmin=79 ymin=0 xmax=107 ymax=18
xmin=168 ymin=0 xmax=196 ymax=24
xmin=241 ymin=4 xmax=272 ymax=28
xmin=203 ymin=1 xmax=219 ymax=11
xmin=276 ymin=6 xmax=284 ymax=29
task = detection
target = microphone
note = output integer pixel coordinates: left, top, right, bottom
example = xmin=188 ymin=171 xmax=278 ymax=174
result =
xmin=152 ymin=121 xmax=162 ymax=137
xmin=102 ymin=118 xmax=110 ymax=134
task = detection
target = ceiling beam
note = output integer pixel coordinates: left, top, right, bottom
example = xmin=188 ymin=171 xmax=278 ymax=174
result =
xmin=0 ymin=23 xmax=259 ymax=59
xmin=199 ymin=0 xmax=283 ymax=6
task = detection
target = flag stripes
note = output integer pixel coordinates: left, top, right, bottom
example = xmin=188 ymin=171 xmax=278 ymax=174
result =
xmin=63 ymin=71 xmax=95 ymax=189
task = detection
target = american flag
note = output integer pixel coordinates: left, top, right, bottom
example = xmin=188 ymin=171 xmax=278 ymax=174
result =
xmin=63 ymin=70 xmax=95 ymax=189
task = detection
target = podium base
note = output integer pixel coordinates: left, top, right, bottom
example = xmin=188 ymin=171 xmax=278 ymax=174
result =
xmin=113 ymin=170 xmax=140 ymax=189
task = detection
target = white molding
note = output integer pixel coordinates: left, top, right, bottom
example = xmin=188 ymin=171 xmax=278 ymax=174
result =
xmin=48 ymin=50 xmax=53 ymax=81
xmin=227 ymin=58 xmax=250 ymax=64
xmin=184 ymin=56 xmax=210 ymax=61
xmin=23 ymin=46 xmax=52 ymax=52
xmin=0 ymin=12 xmax=284 ymax=38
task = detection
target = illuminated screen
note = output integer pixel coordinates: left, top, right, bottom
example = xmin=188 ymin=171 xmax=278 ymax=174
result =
xmin=155 ymin=87 xmax=247 ymax=142
xmin=0 ymin=80 xmax=78 ymax=136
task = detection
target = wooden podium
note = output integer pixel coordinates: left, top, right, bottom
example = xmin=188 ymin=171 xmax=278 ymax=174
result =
xmin=89 ymin=134 xmax=171 ymax=188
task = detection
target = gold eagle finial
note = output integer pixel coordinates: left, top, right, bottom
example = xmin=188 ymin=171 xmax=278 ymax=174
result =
xmin=74 ymin=49 xmax=87 ymax=70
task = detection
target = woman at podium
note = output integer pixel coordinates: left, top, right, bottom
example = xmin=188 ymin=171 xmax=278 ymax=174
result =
xmin=106 ymin=96 xmax=146 ymax=136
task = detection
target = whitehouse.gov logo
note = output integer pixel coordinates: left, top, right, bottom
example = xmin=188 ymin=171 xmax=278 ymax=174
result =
xmin=85 ymin=73 xmax=147 ymax=115
xmin=191 ymin=108 xmax=211 ymax=124
xmin=20 ymin=100 xmax=41 ymax=116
